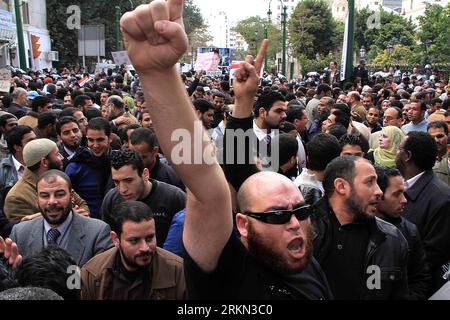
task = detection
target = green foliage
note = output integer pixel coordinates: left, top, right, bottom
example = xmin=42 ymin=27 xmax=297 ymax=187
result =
xmin=232 ymin=16 xmax=281 ymax=63
xmin=46 ymin=0 xmax=204 ymax=69
xmin=416 ymin=4 xmax=450 ymax=64
xmin=354 ymin=8 xmax=416 ymax=61
xmin=297 ymin=54 xmax=330 ymax=77
xmin=371 ymin=45 xmax=416 ymax=65
xmin=288 ymin=0 xmax=338 ymax=59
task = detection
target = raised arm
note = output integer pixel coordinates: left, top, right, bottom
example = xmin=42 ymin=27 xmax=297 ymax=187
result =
xmin=120 ymin=0 xmax=232 ymax=272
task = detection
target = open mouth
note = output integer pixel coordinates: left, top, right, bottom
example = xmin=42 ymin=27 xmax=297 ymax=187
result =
xmin=287 ymin=237 xmax=305 ymax=259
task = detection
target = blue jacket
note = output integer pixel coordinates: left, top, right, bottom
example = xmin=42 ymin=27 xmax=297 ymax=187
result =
xmin=65 ymin=147 xmax=111 ymax=219
xmin=0 ymin=154 xmax=18 ymax=205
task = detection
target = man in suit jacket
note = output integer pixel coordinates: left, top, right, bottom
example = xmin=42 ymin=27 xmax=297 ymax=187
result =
xmin=10 ymin=170 xmax=113 ymax=266
xmin=396 ymin=131 xmax=450 ymax=293
xmin=4 ymin=138 xmax=90 ymax=221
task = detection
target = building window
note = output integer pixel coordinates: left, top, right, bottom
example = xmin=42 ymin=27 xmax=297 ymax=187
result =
xmin=22 ymin=1 xmax=30 ymax=25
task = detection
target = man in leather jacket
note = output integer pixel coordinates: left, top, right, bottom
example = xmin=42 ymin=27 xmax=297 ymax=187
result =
xmin=310 ymin=156 xmax=409 ymax=299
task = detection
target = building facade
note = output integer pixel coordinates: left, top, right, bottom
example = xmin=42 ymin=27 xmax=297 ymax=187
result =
xmin=0 ymin=0 xmax=54 ymax=70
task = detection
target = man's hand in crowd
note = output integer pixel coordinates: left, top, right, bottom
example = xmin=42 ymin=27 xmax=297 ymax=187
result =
xmin=73 ymin=205 xmax=90 ymax=217
xmin=21 ymin=213 xmax=42 ymax=222
xmin=233 ymin=40 xmax=268 ymax=118
xmin=0 ymin=236 xmax=22 ymax=268
xmin=120 ymin=0 xmax=188 ymax=75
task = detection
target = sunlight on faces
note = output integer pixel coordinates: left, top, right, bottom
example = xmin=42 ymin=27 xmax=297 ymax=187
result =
xmin=376 ymin=175 xmax=407 ymax=218
xmin=111 ymin=219 xmax=157 ymax=271
xmin=37 ymin=176 xmax=73 ymax=227
xmin=238 ymin=172 xmax=313 ymax=275
xmin=343 ymin=159 xmax=382 ymax=216
xmin=87 ymin=129 xmax=110 ymax=157
xmin=112 ymin=165 xmax=149 ymax=201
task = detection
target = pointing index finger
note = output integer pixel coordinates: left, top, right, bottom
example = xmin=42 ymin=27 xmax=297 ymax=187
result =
xmin=254 ymin=39 xmax=269 ymax=75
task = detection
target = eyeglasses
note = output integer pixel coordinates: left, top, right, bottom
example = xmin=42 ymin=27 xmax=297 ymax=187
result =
xmin=433 ymin=133 xmax=446 ymax=139
xmin=244 ymin=204 xmax=311 ymax=225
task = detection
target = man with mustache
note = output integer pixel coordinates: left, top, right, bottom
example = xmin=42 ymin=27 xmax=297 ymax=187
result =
xmin=81 ymin=201 xmax=185 ymax=300
xmin=373 ymin=166 xmax=431 ymax=300
xmin=4 ymin=138 xmax=89 ymax=221
xmin=120 ymin=0 xmax=331 ymax=299
xmin=311 ymin=156 xmax=409 ymax=299
xmin=9 ymin=170 xmax=112 ymax=266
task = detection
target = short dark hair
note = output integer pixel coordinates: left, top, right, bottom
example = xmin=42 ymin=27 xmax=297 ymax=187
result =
xmin=375 ymin=166 xmax=402 ymax=195
xmin=404 ymin=131 xmax=437 ymax=171
xmin=0 ymin=114 xmax=16 ymax=127
xmin=430 ymin=97 xmax=443 ymax=106
xmin=31 ymin=96 xmax=51 ymax=113
xmin=56 ymin=116 xmax=79 ymax=136
xmin=306 ymin=133 xmax=341 ymax=171
xmin=37 ymin=112 xmax=57 ymax=129
xmin=111 ymin=148 xmax=144 ymax=176
xmin=413 ymin=101 xmax=427 ymax=111
xmin=327 ymin=123 xmax=348 ymax=140
xmin=442 ymin=99 xmax=450 ymax=111
xmin=58 ymin=107 xmax=77 ymax=118
xmin=331 ymin=109 xmax=351 ymax=129
xmin=317 ymin=84 xmax=331 ymax=95
xmin=272 ymin=133 xmax=298 ymax=166
xmin=85 ymin=107 xmax=102 ymax=121
xmin=286 ymin=105 xmax=306 ymax=122
xmin=193 ymin=98 xmax=214 ymax=114
xmin=339 ymin=133 xmax=364 ymax=150
xmin=253 ymin=91 xmax=286 ymax=116
xmin=14 ymin=246 xmax=79 ymax=300
xmin=427 ymin=120 xmax=449 ymax=135
xmin=110 ymin=201 xmax=153 ymax=237
xmin=119 ymin=124 xmax=140 ymax=143
xmin=37 ymin=169 xmax=72 ymax=191
xmin=323 ymin=156 xmax=359 ymax=197
xmin=5 ymin=125 xmax=34 ymax=154
xmin=386 ymin=106 xmax=403 ymax=119
xmin=87 ymin=117 xmax=111 ymax=136
xmin=109 ymin=96 xmax=124 ymax=110
xmin=73 ymin=94 xmax=92 ymax=109
xmin=130 ymin=127 xmax=157 ymax=149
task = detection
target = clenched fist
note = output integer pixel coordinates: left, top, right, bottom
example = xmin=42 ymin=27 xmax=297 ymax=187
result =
xmin=120 ymin=0 xmax=188 ymax=74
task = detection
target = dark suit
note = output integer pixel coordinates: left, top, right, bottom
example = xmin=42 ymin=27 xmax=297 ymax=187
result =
xmin=403 ymin=170 xmax=450 ymax=291
xmin=10 ymin=212 xmax=113 ymax=266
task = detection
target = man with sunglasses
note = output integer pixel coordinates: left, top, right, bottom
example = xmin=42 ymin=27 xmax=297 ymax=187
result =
xmin=120 ymin=1 xmax=331 ymax=300
xmin=311 ymin=156 xmax=409 ymax=299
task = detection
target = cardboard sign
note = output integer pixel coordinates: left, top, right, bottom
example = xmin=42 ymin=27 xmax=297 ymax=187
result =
xmin=194 ymin=52 xmax=221 ymax=71
xmin=0 ymin=69 xmax=11 ymax=92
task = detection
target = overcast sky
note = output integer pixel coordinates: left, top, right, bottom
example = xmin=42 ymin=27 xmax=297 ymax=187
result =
xmin=192 ymin=0 xmax=269 ymax=24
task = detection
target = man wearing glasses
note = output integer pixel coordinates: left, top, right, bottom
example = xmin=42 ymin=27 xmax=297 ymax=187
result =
xmin=120 ymin=1 xmax=331 ymax=300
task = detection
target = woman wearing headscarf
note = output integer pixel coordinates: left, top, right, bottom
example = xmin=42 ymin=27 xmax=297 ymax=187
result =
xmin=365 ymin=126 xmax=404 ymax=168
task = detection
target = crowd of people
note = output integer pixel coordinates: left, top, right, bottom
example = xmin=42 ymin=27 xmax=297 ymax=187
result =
xmin=0 ymin=0 xmax=450 ymax=300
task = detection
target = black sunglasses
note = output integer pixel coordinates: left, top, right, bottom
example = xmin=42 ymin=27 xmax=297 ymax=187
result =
xmin=434 ymin=134 xmax=446 ymax=139
xmin=244 ymin=204 xmax=311 ymax=225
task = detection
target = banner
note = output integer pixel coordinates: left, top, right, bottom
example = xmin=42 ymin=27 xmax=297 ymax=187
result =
xmin=111 ymin=51 xmax=132 ymax=66
xmin=194 ymin=52 xmax=219 ymax=71
xmin=340 ymin=11 xmax=349 ymax=82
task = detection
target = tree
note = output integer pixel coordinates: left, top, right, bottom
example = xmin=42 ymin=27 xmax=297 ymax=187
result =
xmin=46 ymin=0 xmax=204 ymax=70
xmin=355 ymin=8 xmax=416 ymax=62
xmin=416 ymin=4 xmax=450 ymax=64
xmin=232 ymin=16 xmax=281 ymax=67
xmin=371 ymin=45 xmax=416 ymax=66
xmin=288 ymin=0 xmax=338 ymax=59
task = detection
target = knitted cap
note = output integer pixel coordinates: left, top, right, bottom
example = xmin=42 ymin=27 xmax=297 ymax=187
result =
xmin=23 ymin=138 xmax=57 ymax=167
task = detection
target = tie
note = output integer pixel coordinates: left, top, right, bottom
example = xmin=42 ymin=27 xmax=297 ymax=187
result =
xmin=265 ymin=134 xmax=271 ymax=145
xmin=47 ymin=228 xmax=61 ymax=245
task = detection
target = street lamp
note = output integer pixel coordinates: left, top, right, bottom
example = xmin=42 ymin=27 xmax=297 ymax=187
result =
xmin=360 ymin=46 xmax=366 ymax=59
xmin=265 ymin=4 xmax=272 ymax=69
xmin=280 ymin=2 xmax=287 ymax=76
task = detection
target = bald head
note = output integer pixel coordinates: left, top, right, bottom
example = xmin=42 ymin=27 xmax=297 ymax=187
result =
xmin=238 ymin=172 xmax=303 ymax=212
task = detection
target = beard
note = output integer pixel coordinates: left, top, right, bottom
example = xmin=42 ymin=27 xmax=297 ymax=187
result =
xmin=247 ymin=222 xmax=313 ymax=275
xmin=40 ymin=203 xmax=71 ymax=226
xmin=119 ymin=246 xmax=153 ymax=270
xmin=346 ymin=191 xmax=377 ymax=220
xmin=48 ymin=159 xmax=63 ymax=171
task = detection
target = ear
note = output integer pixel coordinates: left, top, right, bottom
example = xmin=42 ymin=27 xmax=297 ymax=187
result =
xmin=236 ymin=213 xmax=249 ymax=239
xmin=259 ymin=107 xmax=266 ymax=118
xmin=403 ymin=149 xmax=412 ymax=163
xmin=334 ymin=178 xmax=350 ymax=196
xmin=70 ymin=189 xmax=75 ymax=205
xmin=289 ymin=155 xmax=297 ymax=165
xmin=151 ymin=146 xmax=159 ymax=156
xmin=143 ymin=167 xmax=150 ymax=180
xmin=110 ymin=231 xmax=120 ymax=248
xmin=57 ymin=135 xmax=62 ymax=142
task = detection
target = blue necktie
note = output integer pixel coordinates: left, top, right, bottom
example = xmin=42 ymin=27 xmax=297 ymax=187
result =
xmin=47 ymin=228 xmax=61 ymax=245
